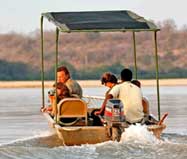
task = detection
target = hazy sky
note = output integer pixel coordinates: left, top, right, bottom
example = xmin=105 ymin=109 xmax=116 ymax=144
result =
xmin=0 ymin=0 xmax=186 ymax=34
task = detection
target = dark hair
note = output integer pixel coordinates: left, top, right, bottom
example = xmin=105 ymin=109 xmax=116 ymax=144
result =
xmin=131 ymin=80 xmax=141 ymax=88
xmin=101 ymin=72 xmax=118 ymax=85
xmin=57 ymin=66 xmax=70 ymax=79
xmin=55 ymin=82 xmax=70 ymax=97
xmin=121 ymin=68 xmax=132 ymax=81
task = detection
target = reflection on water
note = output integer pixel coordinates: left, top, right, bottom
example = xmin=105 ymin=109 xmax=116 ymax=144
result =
xmin=0 ymin=86 xmax=187 ymax=158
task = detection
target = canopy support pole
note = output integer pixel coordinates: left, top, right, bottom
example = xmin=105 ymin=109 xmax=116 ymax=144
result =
xmin=40 ymin=15 xmax=45 ymax=109
xmin=55 ymin=27 xmax=59 ymax=123
xmin=153 ymin=31 xmax=161 ymax=120
xmin=132 ymin=32 xmax=137 ymax=79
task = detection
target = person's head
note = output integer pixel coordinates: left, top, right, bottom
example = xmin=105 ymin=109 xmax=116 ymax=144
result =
xmin=101 ymin=72 xmax=118 ymax=88
xmin=120 ymin=68 xmax=132 ymax=82
xmin=55 ymin=82 xmax=70 ymax=98
xmin=57 ymin=66 xmax=70 ymax=83
xmin=131 ymin=79 xmax=141 ymax=88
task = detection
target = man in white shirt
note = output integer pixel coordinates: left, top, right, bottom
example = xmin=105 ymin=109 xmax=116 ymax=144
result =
xmin=107 ymin=68 xmax=144 ymax=124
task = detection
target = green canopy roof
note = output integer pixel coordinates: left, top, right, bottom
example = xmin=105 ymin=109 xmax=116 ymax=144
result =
xmin=42 ymin=10 xmax=159 ymax=32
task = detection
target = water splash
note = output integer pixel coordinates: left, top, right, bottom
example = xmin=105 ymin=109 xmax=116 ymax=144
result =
xmin=0 ymin=130 xmax=187 ymax=159
xmin=120 ymin=124 xmax=161 ymax=144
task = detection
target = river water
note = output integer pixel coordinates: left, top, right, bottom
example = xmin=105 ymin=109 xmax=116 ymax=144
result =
xmin=0 ymin=86 xmax=187 ymax=159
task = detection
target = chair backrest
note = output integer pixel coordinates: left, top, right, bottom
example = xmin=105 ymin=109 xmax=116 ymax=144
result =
xmin=57 ymin=98 xmax=87 ymax=125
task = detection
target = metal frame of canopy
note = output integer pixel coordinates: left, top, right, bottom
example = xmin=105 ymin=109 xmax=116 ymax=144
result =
xmin=40 ymin=10 xmax=161 ymax=121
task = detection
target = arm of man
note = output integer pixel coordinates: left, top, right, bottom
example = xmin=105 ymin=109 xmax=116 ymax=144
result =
xmin=94 ymin=94 xmax=113 ymax=115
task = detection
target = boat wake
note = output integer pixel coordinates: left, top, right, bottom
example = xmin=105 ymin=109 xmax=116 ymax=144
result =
xmin=0 ymin=127 xmax=187 ymax=159
xmin=120 ymin=124 xmax=161 ymax=144
xmin=1 ymin=125 xmax=187 ymax=148
xmin=0 ymin=131 xmax=63 ymax=148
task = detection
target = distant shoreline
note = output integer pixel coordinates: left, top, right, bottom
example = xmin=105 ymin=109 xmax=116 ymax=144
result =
xmin=0 ymin=79 xmax=187 ymax=88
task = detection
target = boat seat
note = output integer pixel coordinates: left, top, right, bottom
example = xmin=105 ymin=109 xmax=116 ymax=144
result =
xmin=57 ymin=98 xmax=88 ymax=126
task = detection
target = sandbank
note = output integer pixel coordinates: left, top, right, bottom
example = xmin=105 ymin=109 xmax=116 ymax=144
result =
xmin=0 ymin=79 xmax=187 ymax=88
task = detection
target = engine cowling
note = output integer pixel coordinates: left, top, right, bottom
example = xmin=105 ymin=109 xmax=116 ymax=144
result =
xmin=104 ymin=99 xmax=125 ymax=126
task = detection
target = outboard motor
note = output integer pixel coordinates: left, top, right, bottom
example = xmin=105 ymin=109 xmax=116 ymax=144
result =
xmin=104 ymin=99 xmax=126 ymax=141
xmin=104 ymin=99 xmax=125 ymax=126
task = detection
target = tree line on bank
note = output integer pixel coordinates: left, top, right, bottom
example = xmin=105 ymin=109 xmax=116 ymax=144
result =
xmin=0 ymin=19 xmax=187 ymax=80
xmin=1 ymin=59 xmax=187 ymax=81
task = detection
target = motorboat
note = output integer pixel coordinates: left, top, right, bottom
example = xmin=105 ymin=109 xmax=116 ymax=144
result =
xmin=40 ymin=10 xmax=166 ymax=146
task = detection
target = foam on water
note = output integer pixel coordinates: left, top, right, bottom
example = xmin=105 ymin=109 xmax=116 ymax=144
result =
xmin=120 ymin=124 xmax=161 ymax=144
xmin=0 ymin=130 xmax=187 ymax=159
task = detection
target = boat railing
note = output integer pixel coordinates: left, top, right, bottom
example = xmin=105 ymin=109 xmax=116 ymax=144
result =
xmin=82 ymin=95 xmax=104 ymax=108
